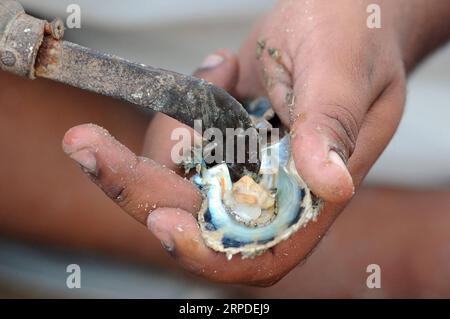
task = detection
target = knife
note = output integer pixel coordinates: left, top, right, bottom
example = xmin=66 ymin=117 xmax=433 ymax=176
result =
xmin=0 ymin=0 xmax=260 ymax=178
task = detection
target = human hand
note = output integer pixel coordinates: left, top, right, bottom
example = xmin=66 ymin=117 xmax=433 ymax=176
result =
xmin=135 ymin=0 xmax=408 ymax=285
xmin=63 ymin=0 xmax=450 ymax=286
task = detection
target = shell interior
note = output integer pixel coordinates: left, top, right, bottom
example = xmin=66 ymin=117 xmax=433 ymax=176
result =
xmin=194 ymin=135 xmax=321 ymax=259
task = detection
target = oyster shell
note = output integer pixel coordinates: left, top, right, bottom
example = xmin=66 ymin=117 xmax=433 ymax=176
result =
xmin=192 ymin=98 xmax=322 ymax=259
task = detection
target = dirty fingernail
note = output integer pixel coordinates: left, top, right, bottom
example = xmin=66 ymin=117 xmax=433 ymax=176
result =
xmin=160 ymin=240 xmax=174 ymax=252
xmin=69 ymin=148 xmax=97 ymax=173
xmin=328 ymin=150 xmax=348 ymax=172
xmin=200 ymin=54 xmax=224 ymax=69
xmin=147 ymin=213 xmax=175 ymax=252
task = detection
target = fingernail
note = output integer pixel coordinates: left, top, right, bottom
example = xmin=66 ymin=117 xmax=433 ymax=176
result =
xmin=147 ymin=213 xmax=175 ymax=252
xmin=69 ymin=148 xmax=97 ymax=174
xmin=328 ymin=150 xmax=355 ymax=199
xmin=160 ymin=240 xmax=174 ymax=253
xmin=200 ymin=53 xmax=224 ymax=69
xmin=328 ymin=150 xmax=348 ymax=172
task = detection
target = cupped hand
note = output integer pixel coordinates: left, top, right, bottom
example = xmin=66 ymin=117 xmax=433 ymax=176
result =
xmin=63 ymin=0 xmax=412 ymax=286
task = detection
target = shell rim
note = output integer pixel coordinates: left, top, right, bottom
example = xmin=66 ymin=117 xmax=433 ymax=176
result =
xmin=196 ymin=161 xmax=322 ymax=259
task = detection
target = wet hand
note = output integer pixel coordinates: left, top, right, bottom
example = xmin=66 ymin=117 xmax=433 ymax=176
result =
xmin=237 ymin=0 xmax=408 ymax=203
xmin=135 ymin=0 xmax=410 ymax=286
xmin=63 ymin=0 xmax=448 ymax=286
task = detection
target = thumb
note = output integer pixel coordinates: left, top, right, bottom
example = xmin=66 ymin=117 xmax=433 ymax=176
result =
xmin=259 ymin=47 xmax=381 ymax=202
xmin=289 ymin=63 xmax=380 ymax=203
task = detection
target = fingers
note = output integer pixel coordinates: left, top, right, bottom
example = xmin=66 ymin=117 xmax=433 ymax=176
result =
xmin=63 ymin=124 xmax=202 ymax=224
xmin=142 ymin=113 xmax=191 ymax=173
xmin=236 ymin=16 xmax=295 ymax=123
xmin=256 ymin=43 xmax=294 ymax=126
xmin=147 ymin=207 xmax=295 ymax=286
xmin=147 ymin=201 xmax=344 ymax=286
